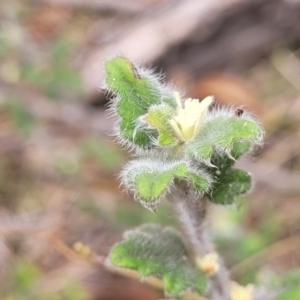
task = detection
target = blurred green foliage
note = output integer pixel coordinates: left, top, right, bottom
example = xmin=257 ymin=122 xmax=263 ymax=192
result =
xmin=79 ymin=197 xmax=176 ymax=229
xmin=1 ymin=260 xmax=87 ymax=300
xmin=273 ymin=269 xmax=300 ymax=300
xmin=13 ymin=260 xmax=40 ymax=296
xmin=80 ymin=138 xmax=123 ymax=171
xmin=277 ymin=285 xmax=300 ymax=300
xmin=55 ymin=156 xmax=80 ymax=176
xmin=214 ymin=205 xmax=281 ymax=285
xmin=113 ymin=201 xmax=176 ymax=228
xmin=21 ymin=39 xmax=82 ymax=101
xmin=5 ymin=100 xmax=36 ymax=136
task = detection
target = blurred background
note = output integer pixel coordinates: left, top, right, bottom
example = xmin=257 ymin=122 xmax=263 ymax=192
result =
xmin=0 ymin=0 xmax=300 ymax=299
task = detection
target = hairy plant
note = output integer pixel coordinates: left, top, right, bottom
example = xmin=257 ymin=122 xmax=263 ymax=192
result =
xmin=103 ymin=56 xmax=264 ymax=300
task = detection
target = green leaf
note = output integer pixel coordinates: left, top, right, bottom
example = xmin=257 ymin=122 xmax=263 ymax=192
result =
xmin=190 ymin=172 xmax=212 ymax=193
xmin=109 ymin=224 xmax=206 ymax=296
xmin=209 ymin=169 xmax=251 ymax=205
xmin=105 ymin=57 xmax=175 ymax=148
xmin=230 ymin=140 xmax=252 ymax=160
xmin=123 ymin=159 xmax=188 ymax=210
xmin=186 ymin=115 xmax=263 ymax=164
xmin=143 ymin=104 xmax=177 ymax=146
xmin=206 ymin=141 xmax=251 ymax=177
xmin=277 ymin=284 xmax=300 ymax=300
xmin=121 ymin=158 xmax=212 ymax=210
xmin=135 ymin=170 xmax=175 ymax=203
xmin=206 ymin=141 xmax=252 ymax=205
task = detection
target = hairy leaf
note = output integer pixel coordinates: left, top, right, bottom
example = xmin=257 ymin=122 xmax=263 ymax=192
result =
xmin=109 ymin=224 xmax=206 ymax=296
xmin=105 ymin=57 xmax=175 ymax=148
xmin=121 ymin=158 xmax=212 ymax=210
xmin=143 ymin=104 xmax=177 ymax=146
xmin=206 ymin=141 xmax=253 ymax=204
xmin=186 ymin=115 xmax=263 ymax=164
xmin=209 ymin=169 xmax=251 ymax=205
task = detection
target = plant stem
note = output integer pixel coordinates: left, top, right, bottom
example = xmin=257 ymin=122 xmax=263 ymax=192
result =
xmin=169 ymin=181 xmax=230 ymax=300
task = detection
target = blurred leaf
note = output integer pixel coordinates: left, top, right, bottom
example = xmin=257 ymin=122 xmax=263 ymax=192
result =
xmin=273 ymin=269 xmax=300 ymax=287
xmin=78 ymin=197 xmax=176 ymax=229
xmin=81 ymin=138 xmax=123 ymax=171
xmin=9 ymin=261 xmax=87 ymax=300
xmin=6 ymin=100 xmax=35 ymax=136
xmin=78 ymin=197 xmax=106 ymax=219
xmin=55 ymin=156 xmax=80 ymax=176
xmin=239 ymin=233 xmax=267 ymax=258
xmin=21 ymin=39 xmax=82 ymax=101
xmin=277 ymin=285 xmax=300 ymax=300
xmin=13 ymin=260 xmax=39 ymax=295
xmin=113 ymin=201 xmax=176 ymax=228
xmin=61 ymin=281 xmax=87 ymax=300
xmin=0 ymin=36 xmax=12 ymax=57
xmin=271 ymin=269 xmax=300 ymax=300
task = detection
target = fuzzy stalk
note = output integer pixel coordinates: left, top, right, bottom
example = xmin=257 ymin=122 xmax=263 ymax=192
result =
xmin=168 ymin=181 xmax=230 ymax=300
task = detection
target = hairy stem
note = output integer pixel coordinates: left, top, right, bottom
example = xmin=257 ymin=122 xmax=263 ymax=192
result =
xmin=168 ymin=181 xmax=230 ymax=300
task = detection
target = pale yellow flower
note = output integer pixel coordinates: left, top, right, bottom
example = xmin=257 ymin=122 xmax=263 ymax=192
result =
xmin=230 ymin=281 xmax=254 ymax=300
xmin=169 ymin=92 xmax=213 ymax=142
xmin=196 ymin=252 xmax=219 ymax=276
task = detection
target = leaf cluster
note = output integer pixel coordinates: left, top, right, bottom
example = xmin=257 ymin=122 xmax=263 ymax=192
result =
xmin=104 ymin=56 xmax=264 ymax=210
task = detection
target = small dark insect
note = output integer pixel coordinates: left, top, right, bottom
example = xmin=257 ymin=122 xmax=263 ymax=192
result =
xmin=235 ymin=108 xmax=244 ymax=117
